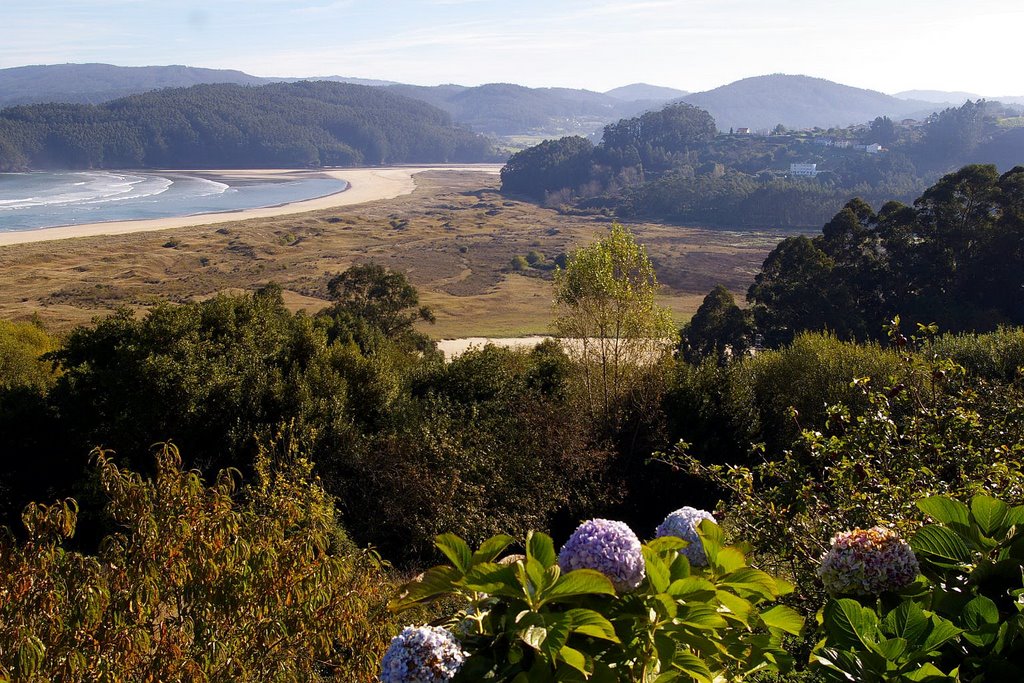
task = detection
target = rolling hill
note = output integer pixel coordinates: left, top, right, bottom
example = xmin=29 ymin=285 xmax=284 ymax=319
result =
xmin=0 ymin=81 xmax=495 ymax=171
xmin=604 ymin=83 xmax=689 ymax=101
xmin=681 ymin=74 xmax=942 ymax=131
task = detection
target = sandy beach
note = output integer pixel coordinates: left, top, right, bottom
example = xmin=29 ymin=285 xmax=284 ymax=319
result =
xmin=0 ymin=164 xmax=502 ymax=246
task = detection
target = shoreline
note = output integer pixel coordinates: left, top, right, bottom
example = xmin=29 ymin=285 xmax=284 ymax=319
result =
xmin=0 ymin=164 xmax=502 ymax=246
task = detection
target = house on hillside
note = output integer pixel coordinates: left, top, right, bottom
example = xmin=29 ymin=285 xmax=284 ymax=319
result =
xmin=789 ymin=163 xmax=818 ymax=177
xmin=735 ymin=127 xmax=752 ymax=135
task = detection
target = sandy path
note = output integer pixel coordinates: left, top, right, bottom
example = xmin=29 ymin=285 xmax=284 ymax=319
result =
xmin=0 ymin=164 xmax=502 ymax=246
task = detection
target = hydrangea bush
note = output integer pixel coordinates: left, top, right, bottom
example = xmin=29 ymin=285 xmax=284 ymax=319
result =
xmin=656 ymin=507 xmax=716 ymax=566
xmin=817 ymin=526 xmax=919 ymax=596
xmin=385 ymin=516 xmax=803 ymax=682
xmin=379 ymin=626 xmax=465 ymax=683
xmin=557 ymin=518 xmax=645 ymax=591
xmin=812 ymin=494 xmax=1024 ymax=682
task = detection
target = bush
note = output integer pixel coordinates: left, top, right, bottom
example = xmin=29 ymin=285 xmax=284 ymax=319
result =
xmin=928 ymin=326 xmax=1024 ymax=380
xmin=666 ymin=332 xmax=903 ymax=467
xmin=0 ymin=443 xmax=401 ymax=682
xmin=677 ymin=326 xmax=1024 ymax=620
xmin=387 ymin=516 xmax=802 ymax=681
xmin=813 ymin=492 xmax=1024 ymax=681
xmin=333 ymin=344 xmax=616 ymax=564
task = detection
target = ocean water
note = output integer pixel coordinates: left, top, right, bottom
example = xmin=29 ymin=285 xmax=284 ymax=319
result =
xmin=0 ymin=170 xmax=348 ymax=232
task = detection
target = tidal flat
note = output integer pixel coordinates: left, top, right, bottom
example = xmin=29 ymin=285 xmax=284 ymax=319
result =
xmin=0 ymin=169 xmax=787 ymax=338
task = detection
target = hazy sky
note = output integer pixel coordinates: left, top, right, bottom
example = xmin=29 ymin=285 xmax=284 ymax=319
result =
xmin=2 ymin=0 xmax=1020 ymax=94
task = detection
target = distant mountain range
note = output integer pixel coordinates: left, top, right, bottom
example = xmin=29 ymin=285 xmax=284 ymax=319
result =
xmin=1 ymin=64 xmax=1020 ymax=137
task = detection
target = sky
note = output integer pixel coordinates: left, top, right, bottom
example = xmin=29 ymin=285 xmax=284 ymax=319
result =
xmin=2 ymin=0 xmax=1020 ymax=95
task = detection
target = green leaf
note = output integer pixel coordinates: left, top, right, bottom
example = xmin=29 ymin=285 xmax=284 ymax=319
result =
xmin=527 ymin=531 xmax=557 ymax=569
xmin=643 ymin=545 xmax=670 ymax=593
xmin=903 ymin=662 xmax=957 ymax=681
xmin=760 ymin=604 xmax=805 ymax=635
xmin=714 ymin=547 xmax=747 ymax=573
xmin=463 ymin=562 xmax=524 ymax=598
xmin=650 ymin=592 xmax=679 ymax=620
xmin=921 ymin=615 xmax=962 ymax=652
xmin=389 ymin=565 xmax=462 ymax=610
xmin=525 ymin=557 xmax=551 ymax=597
xmin=720 ymin=567 xmax=779 ymax=599
xmin=881 ymin=601 xmax=930 ymax=648
xmin=961 ymin=595 xmax=1000 ymax=646
xmin=472 ymin=534 xmax=515 ymax=566
xmin=539 ymin=569 xmax=615 ymax=606
xmin=715 ymin=590 xmax=753 ymax=626
xmin=565 ymin=608 xmax=620 ymax=642
xmin=697 ymin=519 xmax=724 ymax=567
xmin=667 ymin=576 xmax=716 ymax=601
xmin=669 ymin=553 xmax=691 ymax=581
xmin=539 ymin=613 xmax=571 ymax=661
xmin=558 ymin=646 xmax=590 ymax=676
xmin=1004 ymin=505 xmax=1024 ymax=529
xmin=868 ymin=636 xmax=908 ymax=661
xmin=822 ymin=598 xmax=879 ymax=650
xmin=677 ymin=603 xmax=729 ymax=629
xmin=911 ymin=525 xmax=973 ymax=564
xmin=671 ymin=652 xmax=714 ymax=683
xmin=646 ymin=536 xmax=687 ymax=554
xmin=435 ymin=533 xmax=473 ymax=573
xmin=917 ymin=496 xmax=970 ymax=529
xmin=971 ymin=495 xmax=1009 ymax=537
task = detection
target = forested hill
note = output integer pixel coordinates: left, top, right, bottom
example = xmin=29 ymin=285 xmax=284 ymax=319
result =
xmin=0 ymin=81 xmax=496 ymax=170
xmin=385 ymin=82 xmax=659 ymax=136
xmin=681 ymin=74 xmax=943 ymax=130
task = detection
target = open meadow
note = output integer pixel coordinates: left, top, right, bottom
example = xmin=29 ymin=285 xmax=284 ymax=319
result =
xmin=0 ymin=169 xmax=786 ymax=338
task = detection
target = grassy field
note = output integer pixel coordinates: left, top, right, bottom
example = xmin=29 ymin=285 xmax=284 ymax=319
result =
xmin=0 ymin=170 xmax=785 ymax=339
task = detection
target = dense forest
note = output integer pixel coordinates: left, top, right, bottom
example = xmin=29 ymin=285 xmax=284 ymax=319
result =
xmin=502 ymin=99 xmax=1024 ymax=228
xmin=0 ymin=81 xmax=496 ymax=171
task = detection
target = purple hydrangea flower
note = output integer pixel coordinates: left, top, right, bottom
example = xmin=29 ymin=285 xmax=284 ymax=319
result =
xmin=817 ymin=526 xmax=920 ymax=596
xmin=558 ymin=518 xmax=645 ymax=592
xmin=379 ymin=625 xmax=465 ymax=683
xmin=655 ymin=507 xmax=717 ymax=566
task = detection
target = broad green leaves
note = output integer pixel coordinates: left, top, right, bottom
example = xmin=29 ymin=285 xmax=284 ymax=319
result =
xmin=815 ymin=492 xmax=1024 ymax=682
xmin=392 ymin=522 xmax=801 ymax=682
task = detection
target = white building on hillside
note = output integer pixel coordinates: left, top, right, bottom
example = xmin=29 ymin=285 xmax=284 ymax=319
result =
xmin=789 ymin=163 xmax=818 ymax=177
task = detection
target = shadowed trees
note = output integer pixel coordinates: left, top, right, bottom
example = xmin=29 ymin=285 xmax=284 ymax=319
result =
xmin=746 ymin=164 xmax=1024 ymax=345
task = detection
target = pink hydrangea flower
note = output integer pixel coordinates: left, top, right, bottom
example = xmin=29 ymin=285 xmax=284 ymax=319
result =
xmin=817 ymin=526 xmax=919 ymax=596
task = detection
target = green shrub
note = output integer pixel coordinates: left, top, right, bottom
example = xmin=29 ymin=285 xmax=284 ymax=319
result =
xmin=0 ymin=319 xmax=58 ymax=393
xmin=388 ymin=519 xmax=802 ymax=681
xmin=813 ymin=492 xmax=1024 ymax=681
xmin=677 ymin=327 xmax=1024 ymax=621
xmin=928 ymin=326 xmax=1024 ymax=380
xmin=666 ymin=332 xmax=902 ymax=466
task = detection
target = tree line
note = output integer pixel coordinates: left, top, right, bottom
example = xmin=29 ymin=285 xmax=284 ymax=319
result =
xmin=681 ymin=163 xmax=1024 ymax=358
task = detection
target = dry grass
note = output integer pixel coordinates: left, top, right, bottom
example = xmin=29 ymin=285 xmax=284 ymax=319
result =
xmin=0 ymin=170 xmax=785 ymax=338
